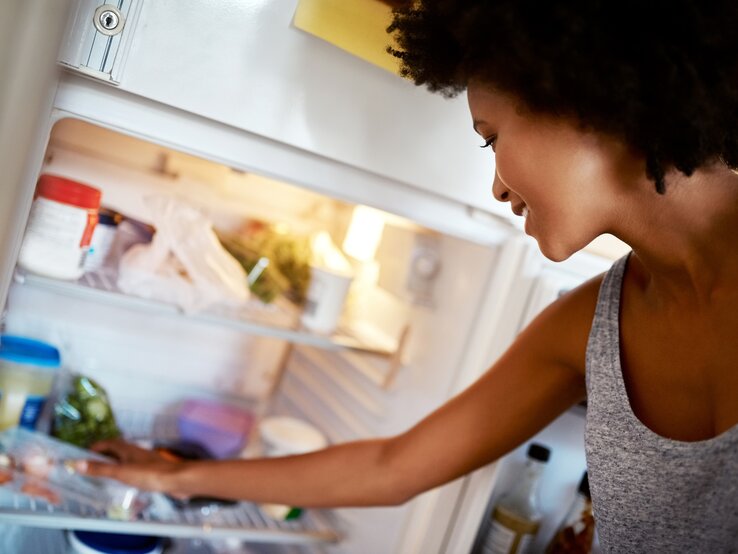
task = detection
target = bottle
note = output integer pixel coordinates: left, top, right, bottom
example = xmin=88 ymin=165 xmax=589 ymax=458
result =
xmin=482 ymin=443 xmax=551 ymax=554
xmin=546 ymin=472 xmax=595 ymax=554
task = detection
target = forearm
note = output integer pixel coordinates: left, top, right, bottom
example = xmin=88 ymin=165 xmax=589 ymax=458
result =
xmin=167 ymin=437 xmax=412 ymax=507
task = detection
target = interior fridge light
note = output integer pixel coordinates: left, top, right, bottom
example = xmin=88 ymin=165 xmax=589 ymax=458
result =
xmin=342 ymin=206 xmax=385 ymax=262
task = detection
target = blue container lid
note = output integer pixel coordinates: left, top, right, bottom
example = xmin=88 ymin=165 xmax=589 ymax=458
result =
xmin=0 ymin=335 xmax=60 ymax=369
xmin=70 ymin=531 xmax=163 ymax=554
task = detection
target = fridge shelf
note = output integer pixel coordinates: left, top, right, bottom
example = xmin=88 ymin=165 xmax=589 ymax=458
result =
xmin=0 ymin=487 xmax=340 ymax=544
xmin=14 ymin=269 xmax=400 ymax=358
xmin=0 ymin=428 xmax=340 ymax=545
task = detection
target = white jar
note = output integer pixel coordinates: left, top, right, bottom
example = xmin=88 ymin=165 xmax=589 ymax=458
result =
xmin=18 ymin=175 xmax=101 ymax=280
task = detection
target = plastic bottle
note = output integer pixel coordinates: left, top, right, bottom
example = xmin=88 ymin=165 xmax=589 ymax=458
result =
xmin=0 ymin=335 xmax=61 ymax=431
xmin=83 ymin=208 xmax=122 ymax=272
xmin=546 ymin=472 xmax=595 ymax=554
xmin=481 ymin=443 xmax=551 ymax=554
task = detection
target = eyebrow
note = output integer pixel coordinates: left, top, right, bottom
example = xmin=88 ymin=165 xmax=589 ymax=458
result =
xmin=472 ymin=119 xmax=485 ymax=134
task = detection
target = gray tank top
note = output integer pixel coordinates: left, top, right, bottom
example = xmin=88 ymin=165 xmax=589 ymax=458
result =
xmin=584 ymin=254 xmax=738 ymax=553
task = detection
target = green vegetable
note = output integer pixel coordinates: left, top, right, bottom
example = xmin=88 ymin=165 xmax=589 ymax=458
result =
xmin=51 ymin=375 xmax=121 ymax=449
xmin=218 ymin=225 xmax=312 ymax=305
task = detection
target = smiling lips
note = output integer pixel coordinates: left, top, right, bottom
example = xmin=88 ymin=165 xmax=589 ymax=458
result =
xmin=512 ymin=204 xmax=529 ymax=218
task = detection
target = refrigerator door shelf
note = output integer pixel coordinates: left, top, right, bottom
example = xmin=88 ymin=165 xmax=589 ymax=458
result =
xmin=14 ymin=269 xmax=404 ymax=359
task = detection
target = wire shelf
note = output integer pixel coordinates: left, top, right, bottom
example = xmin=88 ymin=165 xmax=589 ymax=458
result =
xmin=0 ymin=429 xmax=340 ymax=545
xmin=0 ymin=491 xmax=340 ymax=544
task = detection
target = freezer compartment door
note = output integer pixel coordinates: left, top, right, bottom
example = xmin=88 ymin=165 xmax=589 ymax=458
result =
xmin=57 ymin=0 xmax=505 ymax=218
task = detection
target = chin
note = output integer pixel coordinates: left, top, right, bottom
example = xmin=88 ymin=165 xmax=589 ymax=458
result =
xmin=535 ymin=238 xmax=576 ymax=263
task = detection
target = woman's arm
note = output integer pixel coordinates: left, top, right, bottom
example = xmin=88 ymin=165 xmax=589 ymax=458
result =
xmin=78 ymin=275 xmax=602 ymax=507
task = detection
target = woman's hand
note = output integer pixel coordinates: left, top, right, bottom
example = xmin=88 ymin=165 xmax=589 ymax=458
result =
xmin=76 ymin=438 xmax=187 ymax=496
xmin=74 ymin=457 xmax=185 ymax=496
xmin=90 ymin=438 xmax=166 ymax=464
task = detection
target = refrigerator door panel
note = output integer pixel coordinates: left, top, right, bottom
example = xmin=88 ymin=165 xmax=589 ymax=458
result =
xmin=0 ymin=0 xmax=71 ymax=305
xmin=58 ymin=0 xmax=507 ymax=219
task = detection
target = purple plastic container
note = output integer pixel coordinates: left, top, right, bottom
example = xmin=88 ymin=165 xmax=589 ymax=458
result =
xmin=176 ymin=399 xmax=254 ymax=459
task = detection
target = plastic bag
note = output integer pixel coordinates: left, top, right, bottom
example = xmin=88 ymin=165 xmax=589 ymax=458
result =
xmin=117 ymin=196 xmax=249 ymax=313
xmin=51 ymin=374 xmax=120 ymax=449
xmin=0 ymin=427 xmax=150 ymax=520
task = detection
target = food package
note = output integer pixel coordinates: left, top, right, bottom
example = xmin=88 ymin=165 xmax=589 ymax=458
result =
xmin=218 ymin=222 xmax=312 ymax=305
xmin=117 ymin=195 xmax=249 ymax=313
xmin=50 ymin=374 xmax=120 ymax=449
xmin=176 ymin=398 xmax=255 ymax=459
xmin=0 ymin=427 xmax=148 ymax=520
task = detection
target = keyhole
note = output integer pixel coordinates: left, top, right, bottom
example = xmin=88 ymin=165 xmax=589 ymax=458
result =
xmin=93 ymin=5 xmax=124 ymax=36
xmin=98 ymin=9 xmax=119 ymax=31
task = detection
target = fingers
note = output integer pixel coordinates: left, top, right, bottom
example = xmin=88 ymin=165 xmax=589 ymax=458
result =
xmin=74 ymin=460 xmax=118 ymax=479
xmin=90 ymin=439 xmax=162 ymax=464
xmin=74 ymin=459 xmax=150 ymax=491
xmin=89 ymin=439 xmax=122 ymax=454
xmin=72 ymin=459 xmax=180 ymax=494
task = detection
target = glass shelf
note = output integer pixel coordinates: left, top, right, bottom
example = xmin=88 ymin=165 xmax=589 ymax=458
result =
xmin=14 ymin=269 xmax=398 ymax=358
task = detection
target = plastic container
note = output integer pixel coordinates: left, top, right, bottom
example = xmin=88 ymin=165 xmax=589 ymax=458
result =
xmin=0 ymin=335 xmax=61 ymax=431
xmin=18 ymin=174 xmax=102 ymax=280
xmin=259 ymin=416 xmax=328 ymax=457
xmin=176 ymin=399 xmax=255 ymax=459
xmin=258 ymin=416 xmax=327 ymax=521
xmin=300 ymin=266 xmax=353 ymax=334
xmin=66 ymin=530 xmax=164 ymax=554
xmin=0 ymin=428 xmax=150 ymax=519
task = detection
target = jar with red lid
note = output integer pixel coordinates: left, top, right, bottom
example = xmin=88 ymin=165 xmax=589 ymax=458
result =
xmin=17 ymin=175 xmax=102 ymax=280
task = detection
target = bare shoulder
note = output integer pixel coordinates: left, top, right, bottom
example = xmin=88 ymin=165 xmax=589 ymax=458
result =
xmin=514 ymin=273 xmax=604 ymax=376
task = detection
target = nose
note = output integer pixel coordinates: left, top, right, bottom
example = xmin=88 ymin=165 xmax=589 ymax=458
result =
xmin=492 ymin=171 xmax=510 ymax=203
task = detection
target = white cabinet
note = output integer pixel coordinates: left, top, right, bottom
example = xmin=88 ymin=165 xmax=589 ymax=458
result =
xmin=59 ymin=0 xmax=503 ymax=218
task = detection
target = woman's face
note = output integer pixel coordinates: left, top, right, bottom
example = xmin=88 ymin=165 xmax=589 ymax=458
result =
xmin=467 ymin=82 xmax=643 ymax=261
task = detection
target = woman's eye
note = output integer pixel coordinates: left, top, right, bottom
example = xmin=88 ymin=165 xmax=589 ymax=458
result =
xmin=480 ymin=135 xmax=497 ymax=152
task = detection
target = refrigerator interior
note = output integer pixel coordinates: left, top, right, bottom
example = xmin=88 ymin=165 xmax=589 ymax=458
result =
xmin=0 ymin=117 xmax=516 ymax=553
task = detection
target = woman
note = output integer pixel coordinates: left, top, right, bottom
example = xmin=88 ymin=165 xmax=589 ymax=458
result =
xmin=79 ymin=1 xmax=738 ymax=550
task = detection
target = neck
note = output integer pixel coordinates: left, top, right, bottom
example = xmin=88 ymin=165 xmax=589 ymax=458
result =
xmin=610 ymin=164 xmax=738 ymax=306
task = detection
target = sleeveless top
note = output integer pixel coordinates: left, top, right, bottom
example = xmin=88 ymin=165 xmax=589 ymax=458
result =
xmin=585 ymin=254 xmax=738 ymax=553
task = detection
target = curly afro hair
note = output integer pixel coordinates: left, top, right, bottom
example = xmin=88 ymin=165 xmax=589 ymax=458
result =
xmin=387 ymin=1 xmax=738 ymax=193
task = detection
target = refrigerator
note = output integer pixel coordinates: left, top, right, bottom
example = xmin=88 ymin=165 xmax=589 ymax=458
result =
xmin=0 ymin=1 xmax=627 ymax=552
